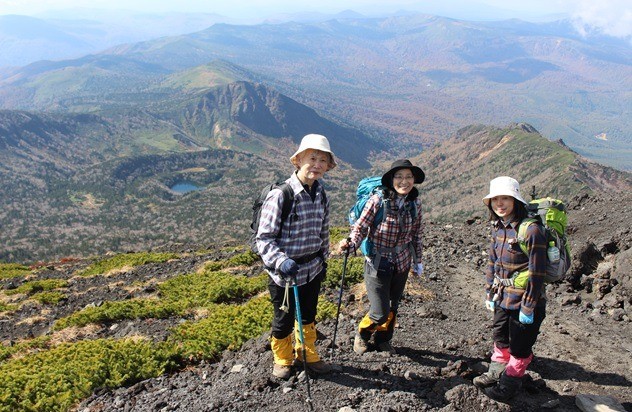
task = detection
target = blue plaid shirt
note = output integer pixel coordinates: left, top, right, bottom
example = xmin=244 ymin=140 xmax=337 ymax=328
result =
xmin=256 ymin=172 xmax=329 ymax=287
xmin=485 ymin=218 xmax=547 ymax=315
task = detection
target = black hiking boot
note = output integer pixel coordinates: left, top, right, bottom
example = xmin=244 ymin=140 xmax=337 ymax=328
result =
xmin=486 ymin=372 xmax=522 ymax=402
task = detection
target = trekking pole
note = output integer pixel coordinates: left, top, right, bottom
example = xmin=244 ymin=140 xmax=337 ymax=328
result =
xmin=331 ymin=237 xmax=350 ymax=359
xmin=292 ymin=284 xmax=314 ymax=411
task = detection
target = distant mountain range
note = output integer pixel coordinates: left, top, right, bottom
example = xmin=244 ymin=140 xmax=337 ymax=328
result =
xmin=1 ymin=12 xmax=631 ymax=262
xmin=1 ymin=116 xmax=629 ymax=262
xmin=0 ymin=14 xmax=630 ymax=170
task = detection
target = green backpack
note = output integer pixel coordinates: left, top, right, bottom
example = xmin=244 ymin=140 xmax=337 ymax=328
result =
xmin=512 ymin=197 xmax=571 ymax=288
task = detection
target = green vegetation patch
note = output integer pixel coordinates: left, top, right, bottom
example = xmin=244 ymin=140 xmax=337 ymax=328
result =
xmin=0 ymin=337 xmax=50 ymax=364
xmin=78 ymin=252 xmax=180 ymax=277
xmin=32 ymin=291 xmax=67 ymax=305
xmin=53 ymin=299 xmax=187 ymax=331
xmin=0 ymin=338 xmax=178 ymax=412
xmin=322 ymin=256 xmax=365 ymax=289
xmin=0 ymin=302 xmax=17 ymax=313
xmin=5 ymin=279 xmax=68 ymax=296
xmin=54 ymin=270 xmax=267 ymax=331
xmin=0 ymin=263 xmax=31 ymax=280
xmin=169 ymin=296 xmax=273 ymax=361
xmin=203 ymin=250 xmax=259 ymax=271
xmin=159 ymin=269 xmax=267 ymax=306
xmin=316 ymin=296 xmax=338 ymax=321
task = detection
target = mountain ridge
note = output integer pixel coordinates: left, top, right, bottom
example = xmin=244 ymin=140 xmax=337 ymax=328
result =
xmin=1 ymin=15 xmax=630 ymax=169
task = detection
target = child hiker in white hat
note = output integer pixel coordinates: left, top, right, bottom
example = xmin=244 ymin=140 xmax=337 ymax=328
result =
xmin=255 ymin=134 xmax=336 ymax=379
xmin=474 ymin=176 xmax=547 ymax=401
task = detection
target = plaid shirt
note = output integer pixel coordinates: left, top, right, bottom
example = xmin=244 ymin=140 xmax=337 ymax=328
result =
xmin=256 ymin=172 xmax=329 ymax=287
xmin=349 ymin=193 xmax=423 ymax=274
xmin=485 ymin=219 xmax=547 ymax=315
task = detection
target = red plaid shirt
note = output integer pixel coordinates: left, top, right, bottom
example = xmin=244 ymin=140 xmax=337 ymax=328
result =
xmin=349 ymin=193 xmax=423 ymax=274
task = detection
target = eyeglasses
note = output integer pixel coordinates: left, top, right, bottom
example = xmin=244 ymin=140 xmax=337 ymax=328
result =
xmin=393 ymin=174 xmax=415 ymax=180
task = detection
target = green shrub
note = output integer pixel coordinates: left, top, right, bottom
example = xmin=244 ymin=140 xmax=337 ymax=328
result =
xmin=54 ymin=271 xmax=268 ymax=331
xmin=159 ymin=270 xmax=267 ymax=306
xmin=32 ymin=291 xmax=67 ymax=305
xmin=322 ymin=256 xmax=365 ymax=289
xmin=169 ymin=296 xmax=273 ymax=361
xmin=0 ymin=339 xmax=179 ymax=412
xmin=5 ymin=279 xmax=68 ymax=296
xmin=0 ymin=337 xmax=50 ymax=364
xmin=202 ymin=250 xmax=259 ymax=271
xmin=78 ymin=252 xmax=180 ymax=277
xmin=316 ymin=296 xmax=338 ymax=321
xmin=53 ymin=299 xmax=187 ymax=330
xmin=329 ymin=227 xmax=350 ymax=246
xmin=0 ymin=263 xmax=31 ymax=280
xmin=0 ymin=302 xmax=17 ymax=313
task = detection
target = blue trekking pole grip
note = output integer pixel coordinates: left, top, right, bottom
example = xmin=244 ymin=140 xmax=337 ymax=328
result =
xmin=331 ymin=237 xmax=350 ymax=359
xmin=293 ymin=284 xmax=314 ymax=410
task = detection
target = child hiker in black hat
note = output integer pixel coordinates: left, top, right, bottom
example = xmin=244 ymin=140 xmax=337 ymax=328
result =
xmin=256 ymin=134 xmax=336 ymax=380
xmin=339 ymin=159 xmax=425 ymax=354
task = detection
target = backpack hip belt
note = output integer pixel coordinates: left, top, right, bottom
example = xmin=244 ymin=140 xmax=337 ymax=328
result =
xmin=493 ymin=272 xmax=520 ymax=288
xmin=293 ymin=251 xmax=322 ymax=265
xmin=371 ymin=241 xmax=418 ymax=273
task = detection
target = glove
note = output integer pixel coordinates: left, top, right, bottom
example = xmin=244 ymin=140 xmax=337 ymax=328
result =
xmin=519 ymin=311 xmax=534 ymax=324
xmin=279 ymin=259 xmax=298 ymax=281
xmin=412 ymin=263 xmax=424 ymax=277
xmin=485 ymin=300 xmax=495 ymax=312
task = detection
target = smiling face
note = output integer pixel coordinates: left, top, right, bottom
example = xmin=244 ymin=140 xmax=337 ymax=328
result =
xmin=392 ymin=168 xmax=415 ymax=196
xmin=490 ymin=195 xmax=515 ymax=220
xmin=295 ymin=149 xmax=331 ymax=186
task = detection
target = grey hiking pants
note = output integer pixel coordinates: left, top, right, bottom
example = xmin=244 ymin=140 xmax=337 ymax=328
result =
xmin=364 ymin=257 xmax=409 ymax=325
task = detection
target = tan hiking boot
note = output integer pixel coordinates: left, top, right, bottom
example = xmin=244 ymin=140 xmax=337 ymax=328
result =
xmin=473 ymin=361 xmax=506 ymax=389
xmin=306 ymin=360 xmax=332 ymax=375
xmin=353 ymin=333 xmax=369 ymax=355
xmin=272 ymin=364 xmax=292 ymax=380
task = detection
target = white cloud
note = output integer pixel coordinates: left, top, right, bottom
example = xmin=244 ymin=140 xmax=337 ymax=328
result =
xmin=571 ymin=0 xmax=632 ymax=39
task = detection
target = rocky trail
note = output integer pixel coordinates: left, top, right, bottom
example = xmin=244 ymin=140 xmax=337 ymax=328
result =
xmin=2 ymin=193 xmax=631 ymax=412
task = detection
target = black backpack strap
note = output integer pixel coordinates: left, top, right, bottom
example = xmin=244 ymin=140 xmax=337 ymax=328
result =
xmin=276 ymin=182 xmax=295 ymax=224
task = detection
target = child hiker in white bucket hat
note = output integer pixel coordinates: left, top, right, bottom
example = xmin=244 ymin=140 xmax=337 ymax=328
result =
xmin=255 ymin=134 xmax=336 ymax=380
xmin=474 ymin=176 xmax=547 ymax=402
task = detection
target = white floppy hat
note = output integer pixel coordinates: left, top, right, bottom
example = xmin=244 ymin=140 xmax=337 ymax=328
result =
xmin=483 ymin=176 xmax=527 ymax=206
xmin=290 ymin=134 xmax=337 ymax=169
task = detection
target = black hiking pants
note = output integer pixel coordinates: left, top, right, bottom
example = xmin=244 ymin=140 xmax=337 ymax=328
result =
xmin=268 ymin=268 xmax=324 ymax=339
xmin=492 ymin=304 xmax=546 ymax=359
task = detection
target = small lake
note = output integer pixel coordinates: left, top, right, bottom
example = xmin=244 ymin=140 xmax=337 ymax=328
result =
xmin=170 ymin=181 xmax=203 ymax=194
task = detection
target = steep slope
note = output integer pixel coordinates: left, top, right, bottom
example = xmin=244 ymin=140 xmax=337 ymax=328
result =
xmin=415 ymin=123 xmax=632 ymax=220
xmin=1 ymin=191 xmax=630 ymax=412
xmin=172 ymin=81 xmax=380 ymax=167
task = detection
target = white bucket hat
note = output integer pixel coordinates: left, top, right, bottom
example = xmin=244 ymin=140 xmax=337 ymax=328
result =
xmin=290 ymin=134 xmax=337 ymax=169
xmin=483 ymin=176 xmax=527 ymax=206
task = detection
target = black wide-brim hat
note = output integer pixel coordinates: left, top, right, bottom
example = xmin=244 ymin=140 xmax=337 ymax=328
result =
xmin=381 ymin=159 xmax=425 ymax=187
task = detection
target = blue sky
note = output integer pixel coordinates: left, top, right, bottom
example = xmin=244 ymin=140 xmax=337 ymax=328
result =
xmin=1 ymin=0 xmax=630 ymax=37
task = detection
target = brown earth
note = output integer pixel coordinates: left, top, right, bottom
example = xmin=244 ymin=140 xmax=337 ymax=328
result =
xmin=2 ymin=191 xmax=630 ymax=412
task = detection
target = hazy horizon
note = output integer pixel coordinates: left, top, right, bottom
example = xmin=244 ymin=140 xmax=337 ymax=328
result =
xmin=0 ymin=0 xmax=630 ymax=39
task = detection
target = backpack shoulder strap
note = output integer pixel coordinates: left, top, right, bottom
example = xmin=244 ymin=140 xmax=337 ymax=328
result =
xmin=276 ymin=182 xmax=294 ymax=223
xmin=517 ymin=218 xmax=538 ymax=255
xmin=373 ymin=189 xmax=387 ymax=227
